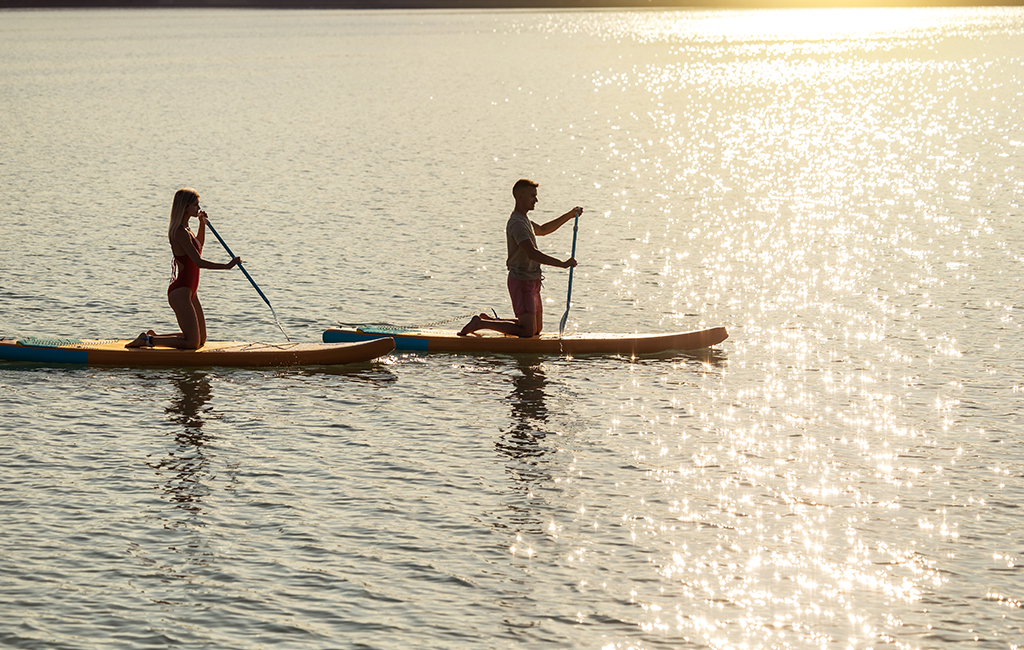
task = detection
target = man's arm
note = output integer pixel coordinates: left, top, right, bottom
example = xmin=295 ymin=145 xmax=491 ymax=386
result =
xmin=518 ymin=238 xmax=576 ymax=269
xmin=533 ymin=206 xmax=582 ymax=236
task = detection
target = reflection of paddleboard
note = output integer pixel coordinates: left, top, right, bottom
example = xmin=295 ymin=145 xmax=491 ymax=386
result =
xmin=323 ymin=326 xmax=727 ymax=355
xmin=0 ymin=336 xmax=394 ymax=368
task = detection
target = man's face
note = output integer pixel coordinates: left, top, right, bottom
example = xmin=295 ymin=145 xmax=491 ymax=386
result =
xmin=517 ymin=186 xmax=538 ymax=212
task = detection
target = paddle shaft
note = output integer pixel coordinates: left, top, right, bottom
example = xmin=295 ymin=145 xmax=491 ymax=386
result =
xmin=558 ymin=210 xmax=580 ymax=338
xmin=203 ymin=217 xmax=291 ymax=342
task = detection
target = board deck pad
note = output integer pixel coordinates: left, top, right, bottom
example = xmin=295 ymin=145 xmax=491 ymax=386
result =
xmin=359 ymin=326 xmax=417 ymax=335
xmin=17 ymin=338 xmax=86 ymax=348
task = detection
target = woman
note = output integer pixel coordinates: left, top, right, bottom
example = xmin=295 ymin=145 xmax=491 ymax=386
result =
xmin=127 ymin=188 xmax=240 ymax=349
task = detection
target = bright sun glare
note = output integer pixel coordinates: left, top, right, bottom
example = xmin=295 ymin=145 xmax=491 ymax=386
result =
xmin=663 ymin=7 xmax=937 ymax=42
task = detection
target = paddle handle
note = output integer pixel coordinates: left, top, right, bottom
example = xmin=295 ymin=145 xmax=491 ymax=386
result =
xmin=204 ymin=217 xmax=237 ymax=258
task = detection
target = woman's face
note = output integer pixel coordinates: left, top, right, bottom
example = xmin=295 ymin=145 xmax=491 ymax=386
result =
xmin=184 ymin=197 xmax=200 ymax=219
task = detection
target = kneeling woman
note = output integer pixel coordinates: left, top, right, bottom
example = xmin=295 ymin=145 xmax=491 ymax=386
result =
xmin=127 ymin=188 xmax=240 ymax=349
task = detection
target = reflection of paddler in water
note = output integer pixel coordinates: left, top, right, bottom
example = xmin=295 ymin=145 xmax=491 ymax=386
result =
xmin=127 ymin=188 xmax=241 ymax=349
xmin=150 ymin=371 xmax=214 ymax=511
xmin=459 ymin=179 xmax=580 ymax=338
xmin=166 ymin=370 xmax=213 ymax=435
xmin=497 ymin=359 xmax=552 ymax=474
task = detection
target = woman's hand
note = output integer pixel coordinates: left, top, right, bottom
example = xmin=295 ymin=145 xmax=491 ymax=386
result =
xmin=227 ymin=256 xmax=242 ymax=269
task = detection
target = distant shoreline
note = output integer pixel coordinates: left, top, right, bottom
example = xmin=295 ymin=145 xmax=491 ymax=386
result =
xmin=1 ymin=0 xmax=1018 ymax=9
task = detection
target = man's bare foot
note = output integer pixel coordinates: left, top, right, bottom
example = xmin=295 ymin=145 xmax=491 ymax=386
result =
xmin=478 ymin=312 xmax=494 ymax=321
xmin=458 ymin=315 xmax=483 ymax=337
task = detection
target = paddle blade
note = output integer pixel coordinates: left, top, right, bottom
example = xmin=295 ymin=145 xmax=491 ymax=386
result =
xmin=559 ymin=266 xmax=576 ymax=338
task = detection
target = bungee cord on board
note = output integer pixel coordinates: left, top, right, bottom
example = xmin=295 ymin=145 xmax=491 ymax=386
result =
xmin=338 ymin=308 xmax=500 ymax=332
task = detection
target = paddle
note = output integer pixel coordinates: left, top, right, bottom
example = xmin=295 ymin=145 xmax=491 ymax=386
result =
xmin=558 ymin=208 xmax=581 ymax=338
xmin=203 ymin=215 xmax=291 ymax=342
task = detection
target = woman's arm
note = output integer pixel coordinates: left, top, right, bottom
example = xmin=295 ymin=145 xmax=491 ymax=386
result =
xmin=195 ymin=211 xmax=207 ymax=247
xmin=175 ymin=228 xmax=240 ymax=270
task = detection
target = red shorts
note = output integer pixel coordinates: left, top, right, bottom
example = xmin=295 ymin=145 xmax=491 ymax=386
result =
xmin=507 ymin=276 xmax=543 ymax=318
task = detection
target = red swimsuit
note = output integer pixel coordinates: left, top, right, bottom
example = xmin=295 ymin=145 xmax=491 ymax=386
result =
xmin=168 ymin=232 xmax=202 ymax=297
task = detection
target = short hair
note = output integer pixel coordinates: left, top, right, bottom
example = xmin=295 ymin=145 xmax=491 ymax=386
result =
xmin=512 ymin=178 xmax=538 ymax=198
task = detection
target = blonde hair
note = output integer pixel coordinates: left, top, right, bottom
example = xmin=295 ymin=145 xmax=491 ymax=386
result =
xmin=168 ymin=188 xmax=199 ymax=246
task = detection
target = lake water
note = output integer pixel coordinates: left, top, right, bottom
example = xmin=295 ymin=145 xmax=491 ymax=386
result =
xmin=1 ymin=6 xmax=1023 ymax=649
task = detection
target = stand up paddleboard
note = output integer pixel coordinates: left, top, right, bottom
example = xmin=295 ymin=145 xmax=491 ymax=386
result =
xmin=323 ymin=326 xmax=727 ymax=355
xmin=0 ymin=336 xmax=394 ymax=368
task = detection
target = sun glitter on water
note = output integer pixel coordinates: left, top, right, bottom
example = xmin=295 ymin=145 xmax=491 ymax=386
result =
xmin=584 ymin=6 xmax=974 ymax=48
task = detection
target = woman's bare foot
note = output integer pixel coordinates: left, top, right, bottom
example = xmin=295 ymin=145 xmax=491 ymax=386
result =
xmin=125 ymin=331 xmax=153 ymax=348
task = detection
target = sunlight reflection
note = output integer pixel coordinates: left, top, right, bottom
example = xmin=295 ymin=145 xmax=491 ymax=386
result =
xmin=546 ymin=6 xmax=1015 ymax=47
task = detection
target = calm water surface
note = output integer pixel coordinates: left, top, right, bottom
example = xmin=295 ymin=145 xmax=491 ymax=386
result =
xmin=1 ymin=7 xmax=1023 ymax=649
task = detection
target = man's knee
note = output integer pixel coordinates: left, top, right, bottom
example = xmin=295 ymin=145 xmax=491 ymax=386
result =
xmin=520 ymin=312 xmax=541 ymax=337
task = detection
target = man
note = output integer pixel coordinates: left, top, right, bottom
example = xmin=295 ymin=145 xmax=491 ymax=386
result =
xmin=459 ymin=179 xmax=581 ymax=338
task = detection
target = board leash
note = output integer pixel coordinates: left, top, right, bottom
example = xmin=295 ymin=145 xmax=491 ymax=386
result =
xmin=203 ymin=215 xmax=291 ymax=342
xmin=342 ymin=308 xmax=498 ymax=332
